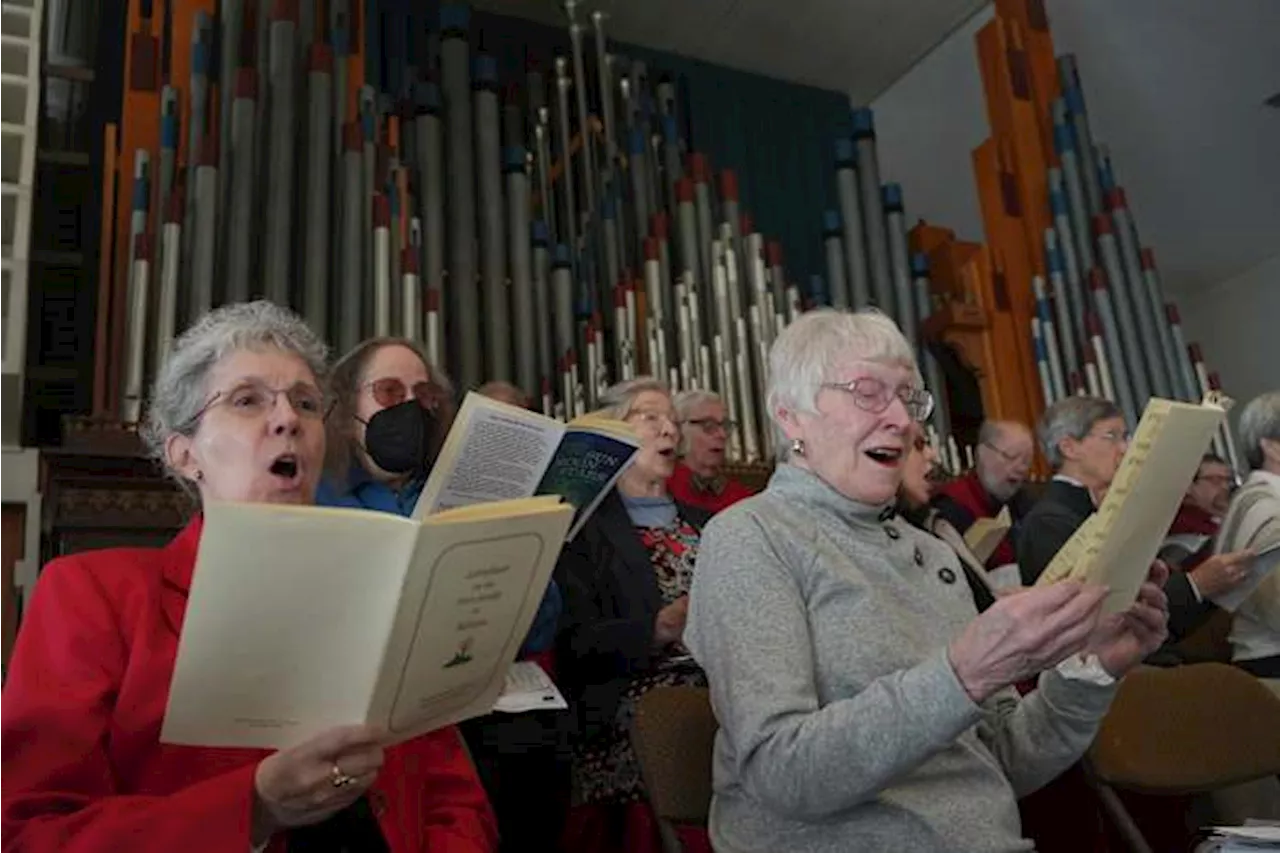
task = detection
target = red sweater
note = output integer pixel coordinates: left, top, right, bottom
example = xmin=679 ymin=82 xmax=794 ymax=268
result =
xmin=932 ymin=470 xmax=1021 ymax=569
xmin=1168 ymin=503 xmax=1219 ymax=537
xmin=2 ymin=518 xmax=496 ymax=853
xmin=667 ymin=462 xmax=757 ymax=515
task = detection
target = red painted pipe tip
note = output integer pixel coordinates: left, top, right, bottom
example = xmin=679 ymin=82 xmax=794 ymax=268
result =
xmin=308 ymin=42 xmax=334 ymax=72
xmin=1091 ymin=214 xmax=1114 ymax=236
xmin=197 ymin=131 xmax=219 ymax=166
xmin=133 ymin=232 xmax=151 ymax=260
xmin=1082 ymin=339 xmax=1097 ymax=361
xmin=1140 ymin=248 xmax=1156 ymax=269
xmin=426 ymin=287 xmax=441 ymax=311
xmin=235 ymin=66 xmax=258 ymax=99
xmin=1085 ymin=310 xmax=1102 ymax=336
xmin=1069 ymin=371 xmax=1084 ymax=392
xmin=165 ymin=181 xmax=185 ymax=223
xmin=675 ymin=177 xmax=694 ymax=203
xmin=1088 ymin=267 xmax=1107 ymax=289
xmin=402 ymin=246 xmax=420 ymax=273
xmin=1165 ymin=302 xmax=1181 ymax=324
xmin=718 ymin=169 xmax=739 ymax=202
xmin=741 ymin=213 xmax=754 ymax=235
xmin=271 ymin=0 xmax=299 ymax=24
xmin=650 ymin=212 xmax=669 ymax=240
xmin=1105 ymin=187 xmax=1127 ymax=211
xmin=373 ymin=193 xmax=390 ymax=227
xmin=344 ymin=121 xmax=362 ymax=151
xmin=1189 ymin=342 xmax=1204 ymax=362
xmin=766 ymin=240 xmax=783 ymax=266
xmin=1208 ymin=371 xmax=1222 ymax=390
xmin=688 ymin=152 xmax=709 ymax=183
xmin=613 ymin=286 xmax=627 ymax=307
xmin=643 ymin=237 xmax=658 ymax=261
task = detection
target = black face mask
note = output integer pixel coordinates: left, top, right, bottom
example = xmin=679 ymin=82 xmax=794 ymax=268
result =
xmin=361 ymin=400 xmax=439 ymax=476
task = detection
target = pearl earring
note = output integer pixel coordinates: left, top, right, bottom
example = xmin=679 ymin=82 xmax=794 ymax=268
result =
xmin=790 ymin=438 xmax=806 ymax=457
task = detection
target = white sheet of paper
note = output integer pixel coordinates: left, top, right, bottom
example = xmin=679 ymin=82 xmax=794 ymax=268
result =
xmin=492 ymin=662 xmax=568 ymax=714
xmin=414 ymin=394 xmax=565 ymax=519
xmin=986 ymin=563 xmax=1022 ymax=592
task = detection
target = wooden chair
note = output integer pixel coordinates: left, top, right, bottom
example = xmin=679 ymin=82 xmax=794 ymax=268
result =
xmin=1086 ymin=663 xmax=1280 ymax=852
xmin=630 ymin=686 xmax=717 ymax=853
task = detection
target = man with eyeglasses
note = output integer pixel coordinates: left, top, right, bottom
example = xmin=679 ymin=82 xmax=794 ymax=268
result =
xmin=668 ymin=390 xmax=756 ymax=514
xmin=932 ymin=420 xmax=1037 ymax=578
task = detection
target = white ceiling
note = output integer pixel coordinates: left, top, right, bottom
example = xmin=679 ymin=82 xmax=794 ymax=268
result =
xmin=469 ymin=0 xmax=987 ymax=104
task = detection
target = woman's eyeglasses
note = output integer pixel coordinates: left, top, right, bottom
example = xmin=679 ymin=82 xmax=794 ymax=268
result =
xmin=365 ymin=377 xmax=445 ymax=411
xmin=684 ymin=417 xmax=736 ymax=435
xmin=191 ymin=380 xmax=327 ymax=424
xmin=822 ymin=377 xmax=935 ymax=423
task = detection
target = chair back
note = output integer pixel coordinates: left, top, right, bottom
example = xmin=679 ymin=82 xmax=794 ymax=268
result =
xmin=1090 ymin=663 xmax=1280 ymax=793
xmin=631 ymin=686 xmax=717 ymax=825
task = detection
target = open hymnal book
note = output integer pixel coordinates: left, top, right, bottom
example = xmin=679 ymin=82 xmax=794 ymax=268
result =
xmin=1210 ymin=506 xmax=1280 ymax=613
xmin=963 ymin=505 xmax=1013 ymax=565
xmin=1035 ymin=398 xmax=1225 ymax=614
xmin=161 ymin=497 xmax=573 ymax=750
xmin=412 ymin=392 xmax=639 ymax=541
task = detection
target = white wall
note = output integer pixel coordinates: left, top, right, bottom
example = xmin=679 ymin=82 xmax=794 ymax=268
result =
xmin=870 ymin=5 xmax=992 ymax=240
xmin=1175 ymin=254 xmax=1280 ymax=419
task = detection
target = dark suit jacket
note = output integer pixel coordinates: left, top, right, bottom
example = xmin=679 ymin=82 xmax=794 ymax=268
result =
xmin=553 ymin=491 xmax=712 ymax=739
xmin=1018 ymin=478 xmax=1212 ymax=642
xmin=1 ymin=519 xmax=496 ymax=853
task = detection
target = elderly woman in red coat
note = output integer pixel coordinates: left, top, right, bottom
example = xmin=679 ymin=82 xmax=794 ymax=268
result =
xmin=1 ymin=301 xmax=496 ymax=853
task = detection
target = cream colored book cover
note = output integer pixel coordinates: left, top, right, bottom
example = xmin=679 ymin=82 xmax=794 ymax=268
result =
xmin=1035 ymin=399 xmax=1224 ymax=614
xmin=963 ymin=505 xmax=1013 ymax=565
xmin=161 ymin=498 xmax=572 ymax=749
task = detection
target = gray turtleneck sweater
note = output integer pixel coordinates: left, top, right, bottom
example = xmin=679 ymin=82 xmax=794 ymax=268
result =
xmin=685 ymin=464 xmax=1116 ymax=853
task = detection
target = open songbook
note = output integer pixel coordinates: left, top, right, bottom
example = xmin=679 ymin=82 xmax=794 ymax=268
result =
xmin=161 ymin=497 xmax=573 ymax=749
xmin=963 ymin=505 xmax=1013 ymax=565
xmin=412 ymin=392 xmax=639 ymax=541
xmin=1035 ymin=398 xmax=1225 ymax=614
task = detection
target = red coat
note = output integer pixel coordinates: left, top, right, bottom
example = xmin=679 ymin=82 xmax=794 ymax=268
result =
xmin=1 ymin=518 xmax=496 ymax=853
xmin=1168 ymin=502 xmax=1219 ymax=537
xmin=667 ymin=462 xmax=756 ymax=516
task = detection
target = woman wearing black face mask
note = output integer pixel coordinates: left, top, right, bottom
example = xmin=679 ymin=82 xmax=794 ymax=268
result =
xmin=316 ymin=337 xmax=572 ymax=852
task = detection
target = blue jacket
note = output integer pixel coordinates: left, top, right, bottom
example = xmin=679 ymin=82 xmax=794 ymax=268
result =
xmin=315 ymin=471 xmax=563 ymax=657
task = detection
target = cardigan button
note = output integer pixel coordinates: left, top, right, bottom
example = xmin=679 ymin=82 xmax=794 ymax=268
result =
xmin=885 ymin=526 xmax=900 ymax=540
xmin=938 ymin=567 xmax=957 ymax=585
xmin=914 ymin=548 xmax=924 ymax=566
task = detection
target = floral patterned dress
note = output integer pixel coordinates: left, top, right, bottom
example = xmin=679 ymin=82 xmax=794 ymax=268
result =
xmin=572 ymin=517 xmax=708 ymax=806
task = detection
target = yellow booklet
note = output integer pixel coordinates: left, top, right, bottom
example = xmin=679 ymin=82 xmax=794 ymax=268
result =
xmin=963 ymin=505 xmax=1013 ymax=565
xmin=161 ymin=496 xmax=572 ymax=749
xmin=1035 ymin=398 xmax=1225 ymax=614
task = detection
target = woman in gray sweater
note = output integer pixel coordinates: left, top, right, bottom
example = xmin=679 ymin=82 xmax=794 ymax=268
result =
xmin=685 ymin=309 xmax=1171 ymax=853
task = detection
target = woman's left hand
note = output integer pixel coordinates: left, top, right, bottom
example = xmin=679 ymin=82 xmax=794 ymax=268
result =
xmin=1087 ymin=561 xmax=1171 ymax=677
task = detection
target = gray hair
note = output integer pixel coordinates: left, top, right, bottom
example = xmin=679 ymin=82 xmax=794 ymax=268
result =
xmin=673 ymin=389 xmax=723 ymax=455
xmin=1238 ymin=390 xmax=1280 ymax=470
xmin=766 ymin=308 xmax=919 ymax=461
xmin=598 ymin=376 xmax=670 ymax=420
xmin=142 ymin=300 xmax=329 ymax=477
xmin=1037 ymin=395 xmax=1122 ymax=470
